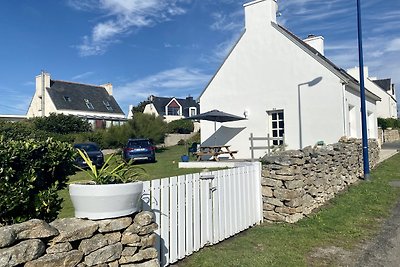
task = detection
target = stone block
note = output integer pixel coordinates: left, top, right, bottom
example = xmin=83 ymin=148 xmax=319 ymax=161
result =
xmin=97 ymin=217 xmax=132 ymax=233
xmin=263 ymin=197 xmax=284 ymax=207
xmin=273 ymin=188 xmax=304 ymax=201
xmin=263 ymin=211 xmax=285 ymax=222
xmin=261 ymin=187 xmax=273 ymax=197
xmin=261 ymin=177 xmax=283 ymax=188
xmin=25 ymin=250 xmax=83 ymax=267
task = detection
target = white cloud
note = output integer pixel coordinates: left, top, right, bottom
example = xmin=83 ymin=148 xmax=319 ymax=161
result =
xmin=71 ymin=71 xmax=95 ymax=80
xmin=69 ymin=0 xmax=188 ymax=56
xmin=114 ymin=67 xmax=211 ymax=106
xmin=386 ymin=38 xmax=400 ymax=52
xmin=210 ymin=10 xmax=243 ymax=32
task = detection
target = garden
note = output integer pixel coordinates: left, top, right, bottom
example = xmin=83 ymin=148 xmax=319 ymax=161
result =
xmin=0 ymin=113 xmax=199 ymax=224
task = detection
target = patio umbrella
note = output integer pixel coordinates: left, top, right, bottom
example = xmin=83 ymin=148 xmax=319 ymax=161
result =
xmin=185 ymin=109 xmax=247 ymax=144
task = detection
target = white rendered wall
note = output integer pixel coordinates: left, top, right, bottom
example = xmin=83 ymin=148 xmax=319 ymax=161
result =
xmin=199 ymin=0 xmax=377 ymax=159
xmin=200 ymin=24 xmax=346 ymax=158
xmin=347 ymin=67 xmax=397 ymax=119
xmin=344 ymin=87 xmax=378 ymax=139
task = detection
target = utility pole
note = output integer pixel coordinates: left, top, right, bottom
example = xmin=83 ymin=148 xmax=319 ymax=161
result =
xmin=356 ymin=0 xmax=370 ymax=180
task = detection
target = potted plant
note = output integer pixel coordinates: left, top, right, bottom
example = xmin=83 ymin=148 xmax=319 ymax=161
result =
xmin=69 ymin=149 xmax=146 ymax=220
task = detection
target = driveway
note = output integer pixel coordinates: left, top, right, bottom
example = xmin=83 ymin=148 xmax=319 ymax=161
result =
xmin=381 ymin=140 xmax=400 ymax=150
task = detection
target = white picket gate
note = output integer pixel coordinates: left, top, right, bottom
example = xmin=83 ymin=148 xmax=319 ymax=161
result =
xmin=141 ymin=162 xmax=263 ymax=266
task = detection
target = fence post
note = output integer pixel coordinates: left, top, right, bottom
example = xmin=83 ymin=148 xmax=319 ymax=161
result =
xmin=250 ymin=133 xmax=254 ymax=161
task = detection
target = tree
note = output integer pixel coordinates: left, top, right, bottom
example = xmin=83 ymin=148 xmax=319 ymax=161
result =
xmin=131 ymin=100 xmax=151 ymax=114
xmin=30 ymin=113 xmax=91 ymax=134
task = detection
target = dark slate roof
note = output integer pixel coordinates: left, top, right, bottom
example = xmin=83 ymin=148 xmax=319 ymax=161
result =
xmin=46 ymin=80 xmax=124 ymax=115
xmin=373 ymin=79 xmax=392 ymax=91
xmin=150 ymin=96 xmax=200 ymax=117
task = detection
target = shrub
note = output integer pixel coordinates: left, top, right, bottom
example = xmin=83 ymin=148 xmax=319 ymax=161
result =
xmin=0 ymin=137 xmax=76 ymax=224
xmin=129 ymin=113 xmax=167 ymax=144
xmin=378 ymin=118 xmax=400 ymax=130
xmin=167 ymin=119 xmax=194 ymax=134
xmin=30 ymin=113 xmax=91 ymax=134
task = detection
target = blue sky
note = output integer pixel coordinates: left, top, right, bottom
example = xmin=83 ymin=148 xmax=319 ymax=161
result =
xmin=0 ymin=0 xmax=399 ymax=116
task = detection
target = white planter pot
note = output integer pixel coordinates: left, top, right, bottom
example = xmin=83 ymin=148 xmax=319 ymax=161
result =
xmin=69 ymin=182 xmax=144 ymax=220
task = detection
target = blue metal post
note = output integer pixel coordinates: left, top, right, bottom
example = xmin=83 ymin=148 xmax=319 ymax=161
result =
xmin=357 ymin=0 xmax=370 ymax=180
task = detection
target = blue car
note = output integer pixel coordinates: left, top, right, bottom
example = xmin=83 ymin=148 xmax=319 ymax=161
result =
xmin=122 ymin=138 xmax=156 ymax=163
xmin=73 ymin=142 xmax=104 ymax=169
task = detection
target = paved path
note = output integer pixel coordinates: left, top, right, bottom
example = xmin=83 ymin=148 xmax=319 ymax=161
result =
xmin=378 ymin=141 xmax=400 ymax=164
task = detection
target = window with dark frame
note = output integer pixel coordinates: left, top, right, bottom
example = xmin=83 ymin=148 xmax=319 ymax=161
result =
xmin=270 ymin=111 xmax=284 ymax=145
xmin=168 ymin=106 xmax=180 ymax=116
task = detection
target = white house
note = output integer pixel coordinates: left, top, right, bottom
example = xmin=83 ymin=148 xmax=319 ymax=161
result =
xmin=27 ymin=72 xmax=126 ymax=129
xmin=347 ymin=67 xmax=397 ymax=119
xmin=199 ymin=0 xmax=380 ymax=159
xmin=137 ymin=95 xmax=200 ymax=123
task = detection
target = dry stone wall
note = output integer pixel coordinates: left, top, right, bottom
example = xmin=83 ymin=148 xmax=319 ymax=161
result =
xmin=0 ymin=211 xmax=159 ymax=267
xmin=261 ymin=138 xmax=380 ymax=224
xmin=383 ymin=129 xmax=400 ymax=143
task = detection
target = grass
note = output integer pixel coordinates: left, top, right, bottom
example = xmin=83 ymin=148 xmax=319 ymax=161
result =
xmin=58 ymin=145 xmax=206 ymax=218
xmin=176 ymin=154 xmax=400 ymax=267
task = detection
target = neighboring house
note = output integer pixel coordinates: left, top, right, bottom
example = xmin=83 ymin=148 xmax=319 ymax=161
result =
xmin=27 ymin=72 xmax=126 ymax=129
xmin=141 ymin=95 xmax=200 ymax=123
xmin=0 ymin=115 xmax=27 ymax=122
xmin=199 ymin=0 xmax=380 ymax=159
xmin=347 ymin=67 xmax=397 ymax=119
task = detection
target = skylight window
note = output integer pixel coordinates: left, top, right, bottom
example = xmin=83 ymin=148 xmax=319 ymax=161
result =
xmin=84 ymin=99 xmax=94 ymax=110
xmin=63 ymin=96 xmax=71 ymax=102
xmin=103 ymin=100 xmax=113 ymax=111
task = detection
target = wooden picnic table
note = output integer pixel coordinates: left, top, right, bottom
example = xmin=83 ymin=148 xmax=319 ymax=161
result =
xmin=193 ymin=145 xmax=238 ymax=161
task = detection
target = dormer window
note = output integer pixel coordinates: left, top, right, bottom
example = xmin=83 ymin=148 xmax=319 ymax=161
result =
xmin=166 ymin=99 xmax=181 ymax=116
xmin=103 ymin=100 xmax=113 ymax=111
xmin=63 ymin=96 xmax=71 ymax=102
xmin=84 ymin=99 xmax=94 ymax=110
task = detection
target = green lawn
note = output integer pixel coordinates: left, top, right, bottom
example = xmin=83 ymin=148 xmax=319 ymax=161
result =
xmin=177 ymin=154 xmax=400 ymax=267
xmin=58 ymin=145 xmax=205 ymax=218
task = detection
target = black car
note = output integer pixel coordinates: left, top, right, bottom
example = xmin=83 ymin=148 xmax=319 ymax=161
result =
xmin=73 ymin=142 xmax=104 ymax=168
xmin=122 ymin=138 xmax=156 ymax=163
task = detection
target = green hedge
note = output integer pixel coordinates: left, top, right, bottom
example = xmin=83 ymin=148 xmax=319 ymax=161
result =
xmin=378 ymin=118 xmax=400 ymax=130
xmin=0 ymin=137 xmax=76 ymax=224
xmin=167 ymin=119 xmax=194 ymax=134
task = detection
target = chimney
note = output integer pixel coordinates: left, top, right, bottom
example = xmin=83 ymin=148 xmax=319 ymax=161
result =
xmin=244 ymin=0 xmax=278 ymax=31
xmin=101 ymin=83 xmax=113 ymax=95
xmin=186 ymin=96 xmax=193 ymax=101
xmin=35 ymin=71 xmax=50 ymax=97
xmin=303 ymin=34 xmax=325 ymax=56
xmin=346 ymin=66 xmax=369 ymax=81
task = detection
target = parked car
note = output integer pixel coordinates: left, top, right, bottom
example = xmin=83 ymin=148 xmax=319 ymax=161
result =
xmin=73 ymin=142 xmax=104 ymax=169
xmin=122 ymin=138 xmax=156 ymax=163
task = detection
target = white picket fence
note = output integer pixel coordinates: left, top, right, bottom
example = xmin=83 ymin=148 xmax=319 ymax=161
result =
xmin=141 ymin=162 xmax=263 ymax=266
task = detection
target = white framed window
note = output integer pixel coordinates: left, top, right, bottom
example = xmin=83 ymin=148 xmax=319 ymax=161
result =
xmin=268 ymin=110 xmax=284 ymax=145
xmin=166 ymin=99 xmax=181 ymax=116
xmin=103 ymin=100 xmax=113 ymax=111
xmin=84 ymin=99 xmax=94 ymax=110
xmin=189 ymin=107 xmax=197 ymax=117
xmin=348 ymin=105 xmax=357 ymax=137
